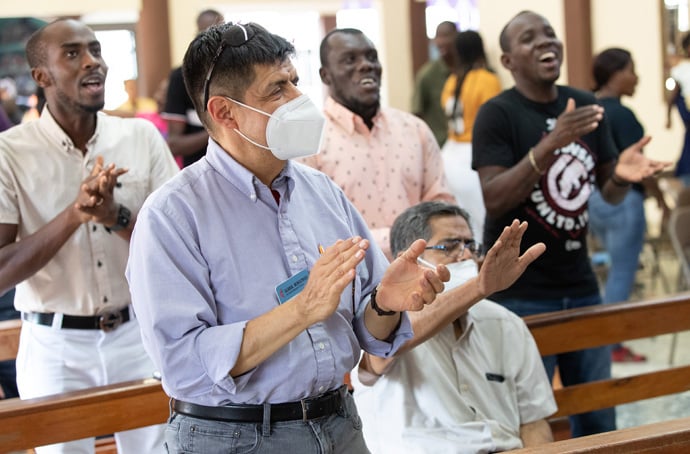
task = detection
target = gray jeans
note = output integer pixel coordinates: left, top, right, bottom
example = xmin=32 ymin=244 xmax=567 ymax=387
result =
xmin=164 ymin=389 xmax=369 ymax=454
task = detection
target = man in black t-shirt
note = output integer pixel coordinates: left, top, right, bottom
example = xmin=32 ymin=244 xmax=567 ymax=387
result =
xmin=162 ymin=9 xmax=224 ymax=167
xmin=472 ymin=11 xmax=668 ymax=438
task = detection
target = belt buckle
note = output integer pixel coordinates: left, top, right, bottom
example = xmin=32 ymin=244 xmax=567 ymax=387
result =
xmin=99 ymin=310 xmax=123 ymax=332
xmin=300 ymin=398 xmax=309 ymax=422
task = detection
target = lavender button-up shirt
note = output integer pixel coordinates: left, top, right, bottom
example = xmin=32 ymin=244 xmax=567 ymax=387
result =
xmin=127 ymin=139 xmax=412 ymax=406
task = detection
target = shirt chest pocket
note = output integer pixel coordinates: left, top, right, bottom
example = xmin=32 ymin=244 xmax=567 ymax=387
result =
xmin=112 ymin=177 xmax=148 ymax=212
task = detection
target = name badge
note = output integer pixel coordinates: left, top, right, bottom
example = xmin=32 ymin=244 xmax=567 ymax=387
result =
xmin=275 ymin=269 xmax=309 ymax=304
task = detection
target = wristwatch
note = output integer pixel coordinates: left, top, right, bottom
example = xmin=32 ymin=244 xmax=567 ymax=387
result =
xmin=105 ymin=204 xmax=131 ymax=233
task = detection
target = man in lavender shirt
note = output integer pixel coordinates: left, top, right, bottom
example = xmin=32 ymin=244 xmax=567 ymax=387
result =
xmin=126 ymin=22 xmax=450 ymax=453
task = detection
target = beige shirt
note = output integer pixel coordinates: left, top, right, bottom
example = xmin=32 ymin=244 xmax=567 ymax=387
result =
xmin=300 ymin=97 xmax=455 ymax=259
xmin=0 ymin=108 xmax=179 ymax=315
xmin=353 ymin=300 xmax=557 ymax=453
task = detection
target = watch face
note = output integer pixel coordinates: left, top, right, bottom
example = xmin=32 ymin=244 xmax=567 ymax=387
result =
xmin=108 ymin=204 xmax=131 ymax=232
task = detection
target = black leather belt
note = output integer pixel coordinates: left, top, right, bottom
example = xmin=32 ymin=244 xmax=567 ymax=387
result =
xmin=21 ymin=307 xmax=130 ymax=332
xmin=173 ymin=386 xmax=345 ymax=423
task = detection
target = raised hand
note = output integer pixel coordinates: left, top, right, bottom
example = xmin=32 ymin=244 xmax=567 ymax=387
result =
xmin=375 ymin=239 xmax=450 ymax=312
xmin=547 ymin=98 xmax=604 ymax=150
xmin=476 ymin=219 xmax=546 ymax=296
xmin=74 ymin=156 xmax=129 ymax=225
xmin=294 ymin=237 xmax=369 ymax=325
xmin=614 ymin=136 xmax=671 ymax=183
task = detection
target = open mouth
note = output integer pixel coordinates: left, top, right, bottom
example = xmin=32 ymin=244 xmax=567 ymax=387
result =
xmin=359 ymin=77 xmax=378 ymax=88
xmin=81 ymin=76 xmax=104 ymax=94
xmin=539 ymin=51 xmax=558 ymax=64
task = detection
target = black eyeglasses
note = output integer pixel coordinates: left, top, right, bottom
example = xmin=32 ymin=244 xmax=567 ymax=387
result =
xmin=425 ymin=239 xmax=482 ymax=257
xmin=202 ymin=24 xmax=255 ymax=111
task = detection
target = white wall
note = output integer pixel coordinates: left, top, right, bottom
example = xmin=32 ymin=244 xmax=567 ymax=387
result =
xmin=592 ymin=0 xmax=680 ymax=163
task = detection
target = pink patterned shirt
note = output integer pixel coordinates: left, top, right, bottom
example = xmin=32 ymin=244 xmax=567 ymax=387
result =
xmin=300 ymin=97 xmax=455 ymax=259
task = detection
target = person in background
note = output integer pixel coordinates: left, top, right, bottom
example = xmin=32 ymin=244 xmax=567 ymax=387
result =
xmin=353 ymin=201 xmax=554 ymax=453
xmin=588 ymin=48 xmax=669 ymax=362
xmin=666 ymin=33 xmax=690 ymax=186
xmin=670 ymin=91 xmax=690 ymax=186
xmin=472 ymin=11 xmax=669 ymax=437
xmin=0 ymin=104 xmax=12 ymax=132
xmin=412 ymin=21 xmax=458 ymax=147
xmin=0 ymin=19 xmax=179 ymax=452
xmin=440 ymin=30 xmax=501 ymax=243
xmin=126 ymin=21 xmax=449 ymax=454
xmin=108 ymin=78 xmax=157 ymax=117
xmin=300 ymin=28 xmax=455 ymax=260
xmin=0 ymin=288 xmax=18 ymax=400
xmin=0 ymin=78 xmax=22 ymax=125
xmin=136 ymin=78 xmax=169 ymax=137
xmin=162 ymin=8 xmax=224 ymax=167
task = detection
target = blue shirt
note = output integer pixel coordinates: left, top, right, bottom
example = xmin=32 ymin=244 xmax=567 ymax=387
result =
xmin=126 ymin=139 xmax=412 ymax=406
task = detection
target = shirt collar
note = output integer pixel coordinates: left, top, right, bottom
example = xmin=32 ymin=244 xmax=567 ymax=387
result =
xmin=205 ymin=138 xmax=294 ymax=204
xmin=38 ymin=106 xmax=101 ymax=154
xmin=323 ymin=96 xmax=387 ymax=136
xmin=454 ymin=309 xmax=475 ymax=342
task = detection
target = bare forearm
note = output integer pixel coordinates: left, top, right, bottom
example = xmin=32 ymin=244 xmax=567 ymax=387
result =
xmin=399 ymin=278 xmax=483 ymax=354
xmin=363 ymin=278 xmax=485 ymax=376
xmin=363 ymin=300 xmax=402 ymax=341
xmin=481 ymin=143 xmax=556 ymax=218
xmin=520 ymin=419 xmax=553 ymax=448
xmin=0 ymin=206 xmax=82 ymax=294
xmin=599 ymin=171 xmax=631 ymax=205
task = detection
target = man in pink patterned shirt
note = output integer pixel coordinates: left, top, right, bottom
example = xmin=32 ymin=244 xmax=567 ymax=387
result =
xmin=300 ymin=28 xmax=455 ymax=260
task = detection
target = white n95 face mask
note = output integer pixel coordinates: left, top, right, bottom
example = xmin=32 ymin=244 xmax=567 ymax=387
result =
xmin=228 ymin=94 xmax=325 ymax=160
xmin=445 ymin=259 xmax=479 ymax=291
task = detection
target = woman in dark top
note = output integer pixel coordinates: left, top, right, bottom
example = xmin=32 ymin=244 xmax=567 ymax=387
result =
xmin=588 ymin=48 xmax=668 ymax=362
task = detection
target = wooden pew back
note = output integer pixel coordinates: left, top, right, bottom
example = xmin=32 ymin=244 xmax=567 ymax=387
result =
xmin=0 ymin=378 xmax=168 ymax=451
xmin=524 ymin=292 xmax=690 ymax=420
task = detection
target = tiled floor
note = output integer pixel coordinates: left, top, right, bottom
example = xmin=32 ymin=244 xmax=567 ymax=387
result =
xmin=597 ymin=229 xmax=690 ymax=430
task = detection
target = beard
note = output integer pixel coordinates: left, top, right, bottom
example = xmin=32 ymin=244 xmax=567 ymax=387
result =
xmin=335 ymin=90 xmax=380 ymax=123
xmin=54 ymin=87 xmax=104 ymax=114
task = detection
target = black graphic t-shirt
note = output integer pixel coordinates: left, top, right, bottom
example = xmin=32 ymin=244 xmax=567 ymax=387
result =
xmin=472 ymin=86 xmax=618 ymax=301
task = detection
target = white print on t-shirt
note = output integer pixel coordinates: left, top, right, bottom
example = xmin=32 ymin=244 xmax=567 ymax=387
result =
xmin=529 ymin=140 xmax=594 ymax=233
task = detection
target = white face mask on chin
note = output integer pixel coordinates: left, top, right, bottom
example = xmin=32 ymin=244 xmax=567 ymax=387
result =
xmin=444 ymin=259 xmax=479 ymax=291
xmin=227 ymin=94 xmax=325 ymax=160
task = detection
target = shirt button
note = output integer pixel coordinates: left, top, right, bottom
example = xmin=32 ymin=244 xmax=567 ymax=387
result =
xmin=250 ymin=194 xmax=257 ymax=202
xmin=460 ymin=384 xmax=469 ymax=393
xmin=292 ymin=255 xmax=298 ymax=262
xmin=319 ymin=342 xmax=325 ymax=350
xmin=318 ymin=386 xmax=324 ymax=393
xmin=92 ymin=225 xmax=97 ymax=232
xmin=97 ymin=260 xmax=102 ymax=267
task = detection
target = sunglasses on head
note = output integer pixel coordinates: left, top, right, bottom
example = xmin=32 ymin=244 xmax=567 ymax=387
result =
xmin=202 ymin=23 xmax=255 ymax=111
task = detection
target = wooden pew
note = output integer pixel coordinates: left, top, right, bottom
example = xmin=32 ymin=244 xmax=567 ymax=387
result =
xmin=0 ymin=378 xmax=168 ymax=452
xmin=0 ymin=319 xmax=167 ymax=452
xmin=511 ymin=415 xmax=690 ymax=453
xmin=0 ymin=319 xmax=21 ymax=362
xmin=0 ymin=293 xmax=688 ymax=451
xmin=522 ymin=291 xmax=690 ymax=446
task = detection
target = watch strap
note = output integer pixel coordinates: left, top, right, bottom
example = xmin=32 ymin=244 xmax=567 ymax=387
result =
xmin=105 ymin=204 xmax=131 ymax=233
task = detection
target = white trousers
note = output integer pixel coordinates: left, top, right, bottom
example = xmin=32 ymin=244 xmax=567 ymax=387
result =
xmin=441 ymin=140 xmax=486 ymax=244
xmin=16 ymin=316 xmax=165 ymax=454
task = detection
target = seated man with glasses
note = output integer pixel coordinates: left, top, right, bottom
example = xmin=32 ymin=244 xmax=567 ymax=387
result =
xmin=353 ymin=201 xmax=556 ymax=453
